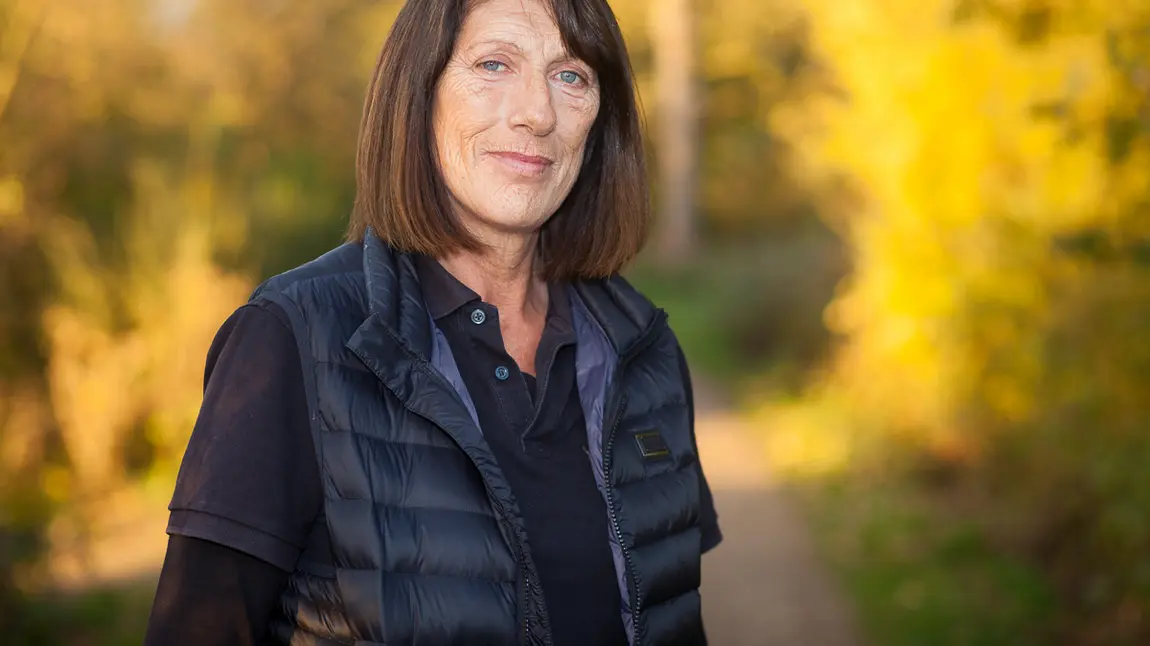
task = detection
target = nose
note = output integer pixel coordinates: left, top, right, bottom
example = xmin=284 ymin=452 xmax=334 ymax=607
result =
xmin=508 ymin=71 xmax=557 ymax=136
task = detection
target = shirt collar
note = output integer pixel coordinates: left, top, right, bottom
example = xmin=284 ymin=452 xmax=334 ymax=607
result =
xmin=414 ymin=253 xmax=481 ymax=321
xmin=544 ymin=281 xmax=576 ymax=342
xmin=414 ymin=253 xmax=575 ymax=342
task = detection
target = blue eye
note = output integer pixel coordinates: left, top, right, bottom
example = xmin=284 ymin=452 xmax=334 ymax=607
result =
xmin=558 ymin=70 xmax=582 ymax=85
xmin=480 ymin=60 xmax=506 ymax=72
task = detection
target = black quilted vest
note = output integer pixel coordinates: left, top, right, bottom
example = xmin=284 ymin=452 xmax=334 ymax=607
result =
xmin=254 ymin=233 xmax=705 ymax=645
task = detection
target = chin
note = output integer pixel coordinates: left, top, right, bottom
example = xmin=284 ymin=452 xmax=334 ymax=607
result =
xmin=468 ymin=192 xmax=560 ymax=233
xmin=480 ymin=211 xmax=552 ymax=234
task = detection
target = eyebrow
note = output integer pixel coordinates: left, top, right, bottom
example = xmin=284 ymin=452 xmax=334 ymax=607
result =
xmin=470 ymin=38 xmax=527 ymax=55
xmin=468 ymin=37 xmax=586 ymax=66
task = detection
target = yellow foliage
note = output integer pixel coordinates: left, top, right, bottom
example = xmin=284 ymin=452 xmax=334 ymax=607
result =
xmin=757 ymin=395 xmax=856 ymax=479
xmin=775 ymin=0 xmax=1150 ymax=638
xmin=0 ymin=176 xmax=25 ymax=232
xmin=777 ymin=0 xmax=1150 ymax=440
xmin=27 ymin=164 xmax=252 ymax=582
xmin=0 ymin=383 xmax=50 ymax=486
xmin=44 ymin=193 xmax=250 ymax=496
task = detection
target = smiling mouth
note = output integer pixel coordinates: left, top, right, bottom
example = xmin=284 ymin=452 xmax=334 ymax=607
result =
xmin=487 ymin=151 xmax=554 ymax=177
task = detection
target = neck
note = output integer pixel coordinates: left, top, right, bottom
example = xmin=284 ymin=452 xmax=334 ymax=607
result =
xmin=437 ymin=231 xmax=548 ymax=320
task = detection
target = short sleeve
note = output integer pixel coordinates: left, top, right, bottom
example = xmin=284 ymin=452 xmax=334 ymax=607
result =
xmin=677 ymin=347 xmax=724 ymax=553
xmin=167 ymin=300 xmax=322 ymax=572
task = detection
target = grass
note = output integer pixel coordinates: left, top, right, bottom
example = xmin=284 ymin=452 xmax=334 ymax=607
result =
xmin=14 ymin=581 xmax=156 ymax=646
xmin=795 ymin=473 xmax=1057 ymax=646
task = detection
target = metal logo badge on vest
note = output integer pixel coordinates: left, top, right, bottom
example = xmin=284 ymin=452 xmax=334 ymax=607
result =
xmin=633 ymin=430 xmax=671 ymax=460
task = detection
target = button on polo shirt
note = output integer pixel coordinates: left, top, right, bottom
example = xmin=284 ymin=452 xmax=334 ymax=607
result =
xmin=415 ymin=255 xmax=628 ymax=646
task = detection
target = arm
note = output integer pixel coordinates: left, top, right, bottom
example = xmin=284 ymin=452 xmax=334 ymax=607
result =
xmin=145 ymin=536 xmax=290 ymax=646
xmin=144 ymin=301 xmax=323 ymax=644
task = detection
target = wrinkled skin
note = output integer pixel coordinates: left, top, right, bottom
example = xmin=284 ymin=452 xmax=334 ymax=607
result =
xmin=433 ymin=0 xmax=600 ymax=240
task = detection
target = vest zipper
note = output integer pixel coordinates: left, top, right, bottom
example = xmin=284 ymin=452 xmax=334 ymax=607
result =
xmin=523 ymin=568 xmax=547 ymax=644
xmin=604 ymin=392 xmax=642 ymax=642
xmin=483 ymin=491 xmax=551 ymax=645
xmin=522 ymin=567 xmax=530 ymax=643
xmin=602 ymin=310 xmax=668 ymax=645
xmin=487 ymin=493 xmax=550 ymax=646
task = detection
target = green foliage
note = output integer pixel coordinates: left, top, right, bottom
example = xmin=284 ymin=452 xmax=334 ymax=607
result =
xmin=628 ymin=216 xmax=843 ymax=396
xmin=804 ymin=478 xmax=1056 ymax=646
xmin=14 ymin=584 xmax=156 ymax=646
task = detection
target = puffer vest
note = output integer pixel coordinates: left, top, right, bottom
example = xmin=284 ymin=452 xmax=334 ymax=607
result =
xmin=254 ymin=233 xmax=705 ymax=645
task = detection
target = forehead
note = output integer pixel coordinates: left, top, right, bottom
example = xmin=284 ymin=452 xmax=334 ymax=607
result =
xmin=459 ymin=0 xmax=564 ymax=49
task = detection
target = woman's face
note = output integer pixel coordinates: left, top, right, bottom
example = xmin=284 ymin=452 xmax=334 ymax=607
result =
xmin=433 ymin=0 xmax=600 ymax=240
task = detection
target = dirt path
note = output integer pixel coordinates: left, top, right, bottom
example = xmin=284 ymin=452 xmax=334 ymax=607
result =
xmin=694 ymin=384 xmax=863 ymax=646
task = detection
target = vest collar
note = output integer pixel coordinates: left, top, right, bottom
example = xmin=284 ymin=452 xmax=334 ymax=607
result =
xmin=571 ymin=278 xmax=664 ymax=359
xmin=347 ymin=232 xmax=457 ymax=431
xmin=359 ymin=229 xmax=436 ymax=360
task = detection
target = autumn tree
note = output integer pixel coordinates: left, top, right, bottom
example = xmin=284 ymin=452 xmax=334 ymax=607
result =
xmin=777 ymin=0 xmax=1150 ymax=641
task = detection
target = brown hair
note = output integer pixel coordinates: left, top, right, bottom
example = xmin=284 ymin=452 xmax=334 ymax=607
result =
xmin=349 ymin=0 xmax=649 ymax=281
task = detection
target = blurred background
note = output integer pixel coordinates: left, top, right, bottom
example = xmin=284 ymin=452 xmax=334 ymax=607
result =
xmin=1 ymin=0 xmax=1149 ymax=644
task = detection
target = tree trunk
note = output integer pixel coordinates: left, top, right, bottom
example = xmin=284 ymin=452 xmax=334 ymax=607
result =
xmin=650 ymin=0 xmax=699 ymax=263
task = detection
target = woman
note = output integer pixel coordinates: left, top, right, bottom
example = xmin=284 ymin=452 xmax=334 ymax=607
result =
xmin=145 ymin=0 xmax=721 ymax=644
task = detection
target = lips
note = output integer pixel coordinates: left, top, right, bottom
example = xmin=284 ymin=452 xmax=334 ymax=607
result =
xmin=486 ymin=150 xmax=554 ymax=177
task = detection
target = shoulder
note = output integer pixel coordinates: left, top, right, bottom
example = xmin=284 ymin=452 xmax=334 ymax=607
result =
xmin=252 ymin=241 xmax=366 ymax=305
xmin=607 ymin=274 xmax=686 ymax=352
xmin=604 ymin=273 xmax=658 ymax=312
xmin=604 ymin=274 xmax=692 ymax=387
xmin=570 ymin=273 xmax=662 ymax=334
xmin=203 ymin=300 xmax=297 ymax=374
xmin=249 ymin=242 xmax=369 ymax=331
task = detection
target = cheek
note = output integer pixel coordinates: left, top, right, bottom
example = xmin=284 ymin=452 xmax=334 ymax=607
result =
xmin=434 ymin=79 xmax=495 ymax=174
xmin=559 ymin=99 xmax=599 ymax=161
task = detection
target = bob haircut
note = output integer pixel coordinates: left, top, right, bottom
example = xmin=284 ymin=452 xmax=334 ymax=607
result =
xmin=349 ymin=0 xmax=649 ymax=281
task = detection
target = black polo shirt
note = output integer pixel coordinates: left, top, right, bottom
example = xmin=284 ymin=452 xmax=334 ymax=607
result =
xmin=416 ymin=255 xmax=626 ymax=645
xmin=146 ymin=258 xmax=721 ymax=646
